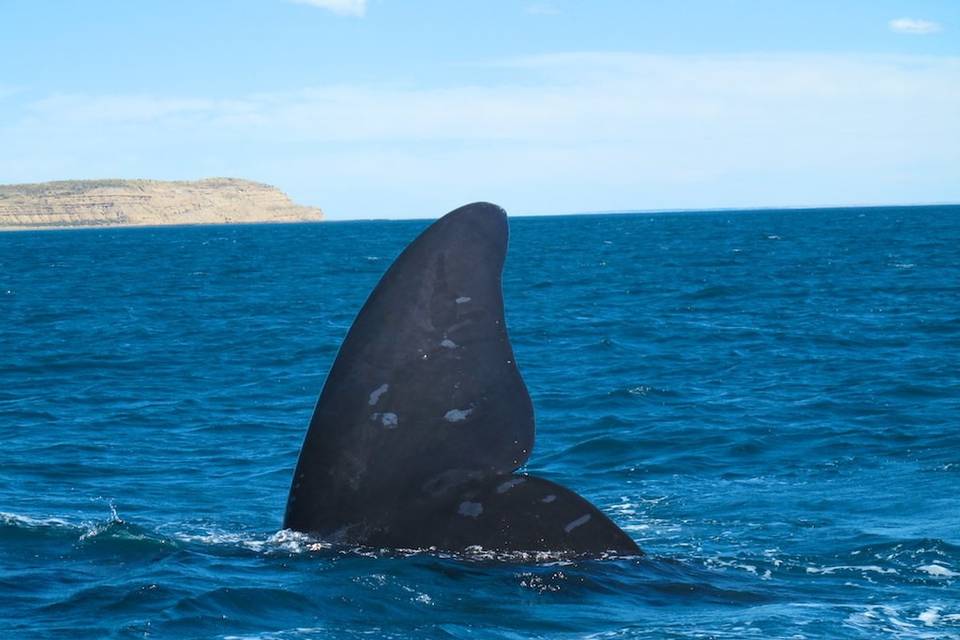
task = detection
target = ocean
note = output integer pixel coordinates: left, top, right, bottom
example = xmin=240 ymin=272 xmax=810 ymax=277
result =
xmin=1 ymin=205 xmax=958 ymax=639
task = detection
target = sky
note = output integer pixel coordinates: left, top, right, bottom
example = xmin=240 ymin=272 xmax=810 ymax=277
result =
xmin=1 ymin=1 xmax=958 ymax=220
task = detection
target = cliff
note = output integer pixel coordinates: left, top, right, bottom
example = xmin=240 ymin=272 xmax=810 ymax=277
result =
xmin=0 ymin=178 xmax=324 ymax=230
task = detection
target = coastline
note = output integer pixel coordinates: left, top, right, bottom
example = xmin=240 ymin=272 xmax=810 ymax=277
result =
xmin=0 ymin=219 xmax=326 ymax=233
xmin=0 ymin=177 xmax=324 ymax=231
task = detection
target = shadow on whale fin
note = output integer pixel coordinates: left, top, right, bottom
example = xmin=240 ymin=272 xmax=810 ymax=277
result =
xmin=284 ymin=202 xmax=639 ymax=555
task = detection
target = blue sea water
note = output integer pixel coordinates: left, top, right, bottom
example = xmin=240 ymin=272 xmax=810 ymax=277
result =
xmin=1 ymin=205 xmax=959 ymax=639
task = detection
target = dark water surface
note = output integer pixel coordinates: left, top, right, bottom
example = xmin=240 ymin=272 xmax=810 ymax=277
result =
xmin=2 ymin=206 xmax=959 ymax=639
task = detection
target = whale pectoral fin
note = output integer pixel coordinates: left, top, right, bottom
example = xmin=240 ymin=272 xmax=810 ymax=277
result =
xmin=367 ymin=474 xmax=641 ymax=555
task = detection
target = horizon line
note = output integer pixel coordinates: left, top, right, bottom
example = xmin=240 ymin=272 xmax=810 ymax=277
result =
xmin=330 ymin=200 xmax=960 ymax=222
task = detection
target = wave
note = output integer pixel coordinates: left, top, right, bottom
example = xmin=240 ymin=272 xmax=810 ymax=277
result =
xmin=0 ymin=509 xmax=646 ymax=565
xmin=693 ymin=537 xmax=960 ymax=590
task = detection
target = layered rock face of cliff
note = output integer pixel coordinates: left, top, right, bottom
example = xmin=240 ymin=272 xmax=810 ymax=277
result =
xmin=0 ymin=178 xmax=323 ymax=229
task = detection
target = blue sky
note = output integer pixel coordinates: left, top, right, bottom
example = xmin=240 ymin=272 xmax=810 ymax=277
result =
xmin=1 ymin=1 xmax=958 ymax=219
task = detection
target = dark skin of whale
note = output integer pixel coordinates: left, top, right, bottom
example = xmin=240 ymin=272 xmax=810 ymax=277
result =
xmin=284 ymin=202 xmax=640 ymax=555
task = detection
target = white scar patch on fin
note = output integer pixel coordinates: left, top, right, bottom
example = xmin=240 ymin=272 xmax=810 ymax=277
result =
xmin=371 ymin=412 xmax=399 ymax=428
xmin=564 ymin=514 xmax=591 ymax=533
xmin=440 ymin=339 xmax=457 ymax=349
xmin=541 ymin=494 xmax=557 ymax=503
xmin=455 ymin=296 xmax=471 ymax=304
xmin=458 ymin=501 xmax=483 ymax=518
xmin=496 ymin=478 xmax=526 ymax=494
xmin=444 ymin=408 xmax=473 ymax=422
xmin=368 ymin=383 xmax=389 ymax=405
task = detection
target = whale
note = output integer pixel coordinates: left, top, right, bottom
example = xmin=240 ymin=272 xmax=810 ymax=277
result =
xmin=284 ymin=202 xmax=639 ymax=555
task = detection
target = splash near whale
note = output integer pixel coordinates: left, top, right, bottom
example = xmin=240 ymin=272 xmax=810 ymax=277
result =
xmin=284 ymin=202 xmax=639 ymax=555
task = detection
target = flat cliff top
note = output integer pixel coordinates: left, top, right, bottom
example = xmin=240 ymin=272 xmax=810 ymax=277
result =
xmin=0 ymin=178 xmax=324 ymax=230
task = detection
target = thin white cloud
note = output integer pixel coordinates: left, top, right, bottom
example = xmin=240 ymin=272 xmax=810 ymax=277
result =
xmin=526 ymin=3 xmax=560 ymax=16
xmin=4 ymin=53 xmax=959 ymax=217
xmin=0 ymin=86 xmax=21 ymax=101
xmin=889 ymin=18 xmax=942 ymax=35
xmin=290 ymin=0 xmax=366 ymax=17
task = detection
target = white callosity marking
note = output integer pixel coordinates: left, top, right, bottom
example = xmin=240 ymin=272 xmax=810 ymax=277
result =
xmin=541 ymin=494 xmax=556 ymax=503
xmin=380 ymin=413 xmax=398 ymax=428
xmin=440 ymin=339 xmax=457 ymax=349
xmin=496 ymin=478 xmax=526 ymax=494
xmin=368 ymin=383 xmax=389 ymax=406
xmin=444 ymin=408 xmax=473 ymax=423
xmin=455 ymin=296 xmax=471 ymax=304
xmin=371 ymin=412 xmax=399 ymax=428
xmin=458 ymin=501 xmax=483 ymax=518
xmin=564 ymin=514 xmax=592 ymax=533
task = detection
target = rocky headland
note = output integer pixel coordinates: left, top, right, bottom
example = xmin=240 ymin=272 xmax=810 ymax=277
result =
xmin=0 ymin=178 xmax=323 ymax=230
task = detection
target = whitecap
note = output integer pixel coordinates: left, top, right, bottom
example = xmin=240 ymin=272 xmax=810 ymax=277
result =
xmin=806 ymin=565 xmax=898 ymax=575
xmin=919 ymin=607 xmax=941 ymax=626
xmin=174 ymin=528 xmax=330 ymax=554
xmin=0 ymin=511 xmax=75 ymax=529
xmin=918 ymin=563 xmax=959 ymax=578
